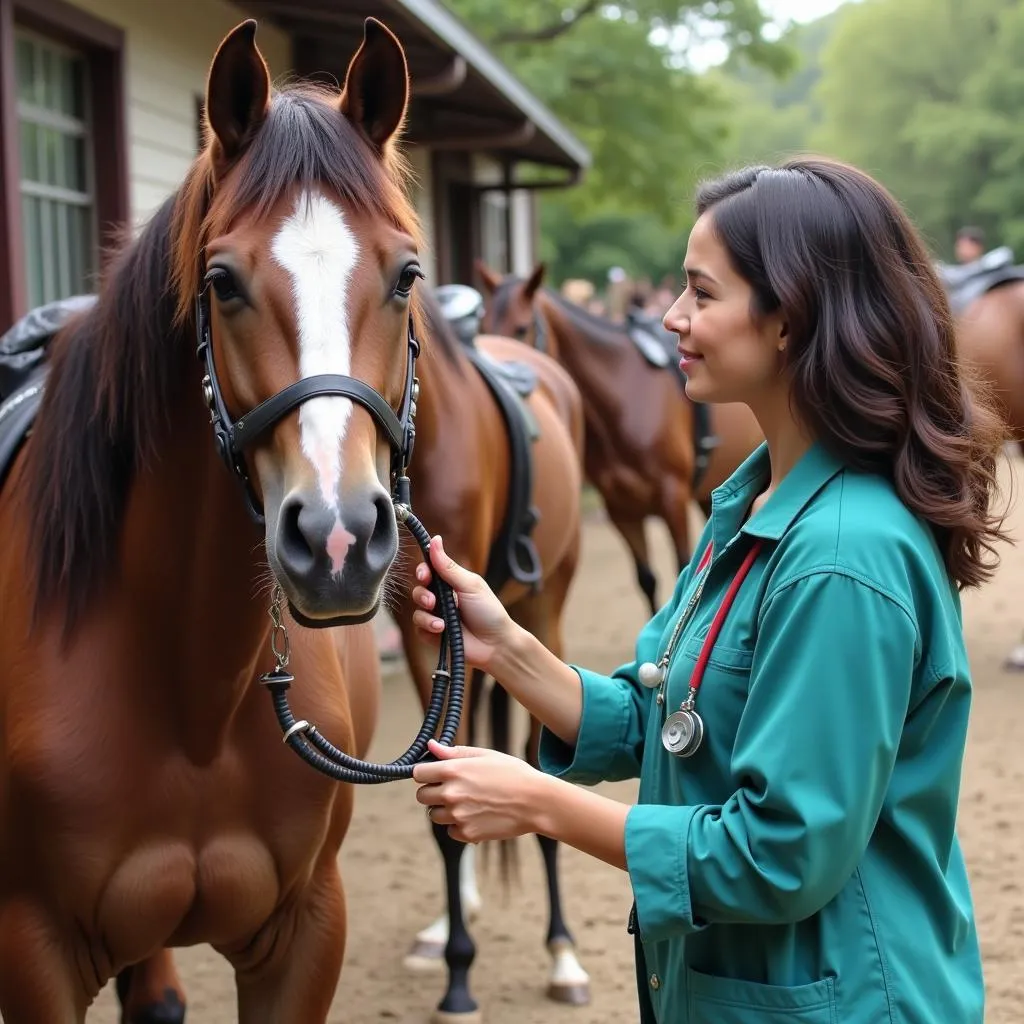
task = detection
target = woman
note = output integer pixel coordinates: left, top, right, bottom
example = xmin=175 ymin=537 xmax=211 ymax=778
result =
xmin=411 ymin=158 xmax=1009 ymax=1023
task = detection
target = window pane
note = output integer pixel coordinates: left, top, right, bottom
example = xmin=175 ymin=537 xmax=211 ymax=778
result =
xmin=40 ymin=47 xmax=57 ymax=111
xmin=15 ymin=37 xmax=36 ymax=104
xmin=62 ymin=134 xmax=88 ymax=192
xmin=41 ymin=127 xmax=60 ymax=186
xmin=21 ymin=196 xmax=45 ymax=310
xmin=69 ymin=58 xmax=86 ymax=120
xmin=68 ymin=204 xmax=84 ymax=293
xmin=19 ymin=121 xmax=39 ymax=182
xmin=41 ymin=200 xmax=57 ymax=302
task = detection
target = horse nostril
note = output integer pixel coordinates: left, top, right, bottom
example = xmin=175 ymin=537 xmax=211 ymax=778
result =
xmin=277 ymin=495 xmax=316 ymax=578
xmin=365 ymin=489 xmax=397 ymax=574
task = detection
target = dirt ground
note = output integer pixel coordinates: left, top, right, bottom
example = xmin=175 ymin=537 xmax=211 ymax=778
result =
xmin=90 ymin=453 xmax=1024 ymax=1023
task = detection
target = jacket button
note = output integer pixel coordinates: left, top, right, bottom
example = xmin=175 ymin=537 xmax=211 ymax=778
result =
xmin=649 ymin=973 xmax=660 ymax=990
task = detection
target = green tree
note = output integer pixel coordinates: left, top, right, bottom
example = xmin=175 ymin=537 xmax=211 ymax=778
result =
xmin=812 ymin=0 xmax=1021 ymax=257
xmin=707 ymin=13 xmax=836 ymax=170
xmin=443 ymin=0 xmax=794 ymax=284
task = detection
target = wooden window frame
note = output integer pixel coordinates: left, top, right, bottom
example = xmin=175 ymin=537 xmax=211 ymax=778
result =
xmin=0 ymin=0 xmax=127 ymax=329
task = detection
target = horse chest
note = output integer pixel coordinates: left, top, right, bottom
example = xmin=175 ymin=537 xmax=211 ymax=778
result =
xmin=6 ymin=707 xmax=340 ymax=949
xmin=98 ymin=833 xmax=282 ymax=957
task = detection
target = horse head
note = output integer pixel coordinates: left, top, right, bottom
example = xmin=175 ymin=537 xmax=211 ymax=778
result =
xmin=178 ymin=19 xmax=424 ymax=626
xmin=477 ymin=260 xmax=548 ymax=351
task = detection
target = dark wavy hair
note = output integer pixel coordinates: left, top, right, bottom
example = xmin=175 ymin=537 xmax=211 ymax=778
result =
xmin=695 ymin=157 xmax=1011 ymax=589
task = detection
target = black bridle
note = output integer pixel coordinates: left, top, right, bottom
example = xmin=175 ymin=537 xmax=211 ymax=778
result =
xmin=194 ymin=284 xmax=419 ymax=525
xmin=194 ymin=277 xmax=464 ymax=784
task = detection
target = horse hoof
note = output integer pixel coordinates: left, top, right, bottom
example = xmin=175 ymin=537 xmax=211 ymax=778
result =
xmin=431 ymin=1010 xmax=482 ymax=1024
xmin=546 ymin=981 xmax=591 ymax=1006
xmin=402 ymin=939 xmax=445 ymax=973
xmin=123 ymin=990 xmax=186 ymax=1024
xmin=1004 ymin=647 xmax=1024 ymax=671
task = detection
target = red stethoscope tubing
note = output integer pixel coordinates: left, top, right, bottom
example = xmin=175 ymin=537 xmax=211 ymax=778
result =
xmin=687 ymin=539 xmax=763 ymax=694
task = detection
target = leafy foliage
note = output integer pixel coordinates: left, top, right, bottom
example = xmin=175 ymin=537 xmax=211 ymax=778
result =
xmin=443 ymin=0 xmax=792 ymax=283
xmin=446 ymin=0 xmax=1024 ymax=282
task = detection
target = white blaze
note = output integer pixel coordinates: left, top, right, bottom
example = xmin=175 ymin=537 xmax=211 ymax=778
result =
xmin=272 ymin=191 xmax=360 ymax=573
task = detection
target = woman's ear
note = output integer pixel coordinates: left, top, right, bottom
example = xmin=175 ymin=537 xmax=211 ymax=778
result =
xmin=777 ymin=318 xmax=789 ymax=352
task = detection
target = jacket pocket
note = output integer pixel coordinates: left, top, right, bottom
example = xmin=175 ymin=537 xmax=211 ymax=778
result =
xmin=687 ymin=966 xmax=837 ymax=1024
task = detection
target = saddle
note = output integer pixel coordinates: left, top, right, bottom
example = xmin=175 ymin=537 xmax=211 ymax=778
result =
xmin=462 ymin=345 xmax=543 ymax=595
xmin=625 ymin=308 xmax=675 ymax=369
xmin=0 ymin=295 xmax=96 ymax=493
xmin=624 ymin=308 xmax=718 ymax=488
xmin=434 ymin=284 xmax=544 ymax=594
xmin=936 ymin=247 xmax=1024 ymax=315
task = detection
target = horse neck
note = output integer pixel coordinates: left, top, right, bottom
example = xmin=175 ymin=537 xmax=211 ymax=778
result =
xmin=405 ymin=340 xmax=472 ymax=486
xmin=537 ymin=294 xmax=625 ymax=415
xmin=113 ymin=376 xmax=270 ymax=758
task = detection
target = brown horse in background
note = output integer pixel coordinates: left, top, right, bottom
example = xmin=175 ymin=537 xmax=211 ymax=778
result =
xmin=955 ymin=280 xmax=1024 ymax=670
xmin=390 ymin=287 xmax=590 ymax=1018
xmin=0 ymin=18 xmax=449 ymax=1023
xmin=478 ymin=262 xmax=763 ymax=615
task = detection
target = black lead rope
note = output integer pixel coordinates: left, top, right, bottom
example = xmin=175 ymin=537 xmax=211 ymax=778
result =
xmin=259 ymin=488 xmax=466 ymax=784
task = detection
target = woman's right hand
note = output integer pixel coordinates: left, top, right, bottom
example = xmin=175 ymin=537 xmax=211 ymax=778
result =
xmin=411 ymin=536 xmax=515 ymax=671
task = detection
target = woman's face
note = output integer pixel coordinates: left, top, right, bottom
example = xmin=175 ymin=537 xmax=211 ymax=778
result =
xmin=663 ymin=212 xmax=787 ymax=407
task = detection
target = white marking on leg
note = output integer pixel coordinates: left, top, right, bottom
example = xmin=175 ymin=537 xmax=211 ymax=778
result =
xmin=273 ymin=191 xmax=361 ymax=570
xmin=403 ymin=844 xmax=483 ymax=971
xmin=548 ymin=939 xmax=590 ymax=987
xmin=1006 ymin=642 xmax=1024 ymax=670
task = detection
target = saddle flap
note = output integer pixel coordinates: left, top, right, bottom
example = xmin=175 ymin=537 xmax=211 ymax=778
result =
xmin=474 ymin=351 xmax=538 ymax=400
xmin=942 ymin=261 xmax=1024 ymax=315
xmin=625 ymin=312 xmax=675 ymax=369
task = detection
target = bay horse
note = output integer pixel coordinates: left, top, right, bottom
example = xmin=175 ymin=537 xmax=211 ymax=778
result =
xmin=391 ymin=287 xmax=590 ymax=1017
xmin=478 ymin=262 xmax=763 ymax=614
xmin=0 ymin=17 xmax=453 ymax=1023
xmin=954 ymin=280 xmax=1024 ymax=669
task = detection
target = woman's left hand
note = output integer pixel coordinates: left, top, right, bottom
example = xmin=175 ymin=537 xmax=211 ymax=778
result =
xmin=413 ymin=739 xmax=548 ymax=844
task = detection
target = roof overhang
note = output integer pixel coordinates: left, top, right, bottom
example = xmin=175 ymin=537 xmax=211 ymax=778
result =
xmin=236 ymin=0 xmax=591 ymax=175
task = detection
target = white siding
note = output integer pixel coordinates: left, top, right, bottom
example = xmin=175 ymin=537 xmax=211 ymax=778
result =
xmin=471 ymin=153 xmax=536 ymax=274
xmin=510 ymin=190 xmax=535 ymax=276
xmin=68 ymin=0 xmax=292 ymax=229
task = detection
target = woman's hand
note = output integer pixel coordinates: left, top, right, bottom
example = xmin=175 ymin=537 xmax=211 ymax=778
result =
xmin=413 ymin=739 xmax=549 ymax=844
xmin=411 ymin=535 xmax=517 ymax=671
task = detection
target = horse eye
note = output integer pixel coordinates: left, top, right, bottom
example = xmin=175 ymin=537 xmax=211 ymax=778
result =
xmin=395 ymin=265 xmax=424 ymax=297
xmin=514 ymin=325 xmax=530 ymax=339
xmin=206 ymin=268 xmax=240 ymax=303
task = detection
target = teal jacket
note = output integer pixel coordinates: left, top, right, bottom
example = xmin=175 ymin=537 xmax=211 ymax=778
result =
xmin=540 ymin=442 xmax=983 ymax=1023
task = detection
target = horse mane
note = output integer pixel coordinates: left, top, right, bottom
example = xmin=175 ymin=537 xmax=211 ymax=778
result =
xmin=414 ymin=284 xmax=468 ymax=372
xmin=23 ymin=81 xmax=423 ymax=632
xmin=539 ymin=287 xmax=628 ymax=346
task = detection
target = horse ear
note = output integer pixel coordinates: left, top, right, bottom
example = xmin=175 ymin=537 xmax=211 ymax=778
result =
xmin=340 ymin=18 xmax=409 ymax=151
xmin=475 ymin=259 xmax=502 ymax=293
xmin=524 ymin=263 xmax=547 ymax=299
xmin=205 ymin=20 xmax=271 ymax=169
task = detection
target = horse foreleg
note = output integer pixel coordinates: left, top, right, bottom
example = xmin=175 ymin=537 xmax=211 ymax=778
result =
xmin=0 ymin=901 xmax=87 ymax=1022
xmin=116 ymin=950 xmax=186 ymax=1023
xmin=427 ymin=821 xmax=480 ymax=1023
xmin=400 ymin=637 xmax=483 ymax=974
xmin=524 ymin=717 xmax=591 ymax=1006
xmin=232 ymin=865 xmax=345 ymax=1024
xmin=607 ymin=510 xmax=658 ymax=616
xmin=402 ymin=842 xmax=482 ymax=971
xmin=511 ymin=567 xmax=591 ymax=1009
xmin=660 ymin=473 xmax=695 ymax=573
